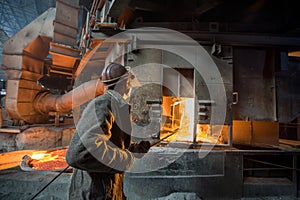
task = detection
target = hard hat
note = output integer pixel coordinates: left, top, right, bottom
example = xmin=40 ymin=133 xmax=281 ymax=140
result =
xmin=100 ymin=63 xmax=129 ymax=85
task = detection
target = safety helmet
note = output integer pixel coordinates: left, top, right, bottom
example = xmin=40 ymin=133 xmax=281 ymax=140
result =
xmin=100 ymin=63 xmax=130 ymax=85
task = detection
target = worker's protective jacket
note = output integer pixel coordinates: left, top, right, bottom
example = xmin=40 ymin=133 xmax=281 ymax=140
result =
xmin=66 ymin=90 xmax=134 ymax=200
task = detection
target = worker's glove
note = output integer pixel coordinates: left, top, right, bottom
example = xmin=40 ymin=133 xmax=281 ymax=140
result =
xmin=129 ymin=141 xmax=151 ymax=159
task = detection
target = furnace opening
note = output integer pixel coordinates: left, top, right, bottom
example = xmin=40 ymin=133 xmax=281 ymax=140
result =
xmin=160 ymin=95 xmax=228 ymax=145
xmin=158 ymin=67 xmax=229 ymax=145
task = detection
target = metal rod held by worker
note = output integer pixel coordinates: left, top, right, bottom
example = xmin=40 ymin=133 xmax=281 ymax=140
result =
xmin=150 ymin=132 xmax=175 ymax=147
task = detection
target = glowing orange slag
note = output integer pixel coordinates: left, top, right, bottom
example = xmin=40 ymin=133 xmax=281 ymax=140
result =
xmin=29 ymin=148 xmax=68 ymax=170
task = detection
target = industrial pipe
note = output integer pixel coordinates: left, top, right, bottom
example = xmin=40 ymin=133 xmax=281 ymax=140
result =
xmin=34 ymin=79 xmax=104 ymax=114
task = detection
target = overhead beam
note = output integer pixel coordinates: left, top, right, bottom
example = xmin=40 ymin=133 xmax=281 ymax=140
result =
xmin=184 ymin=32 xmax=300 ymax=47
xmin=124 ymin=29 xmax=300 ymax=47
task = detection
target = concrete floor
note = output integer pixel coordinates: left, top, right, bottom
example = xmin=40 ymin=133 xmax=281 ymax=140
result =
xmin=0 ymin=167 xmax=71 ymax=200
xmin=0 ymin=167 xmax=299 ymax=200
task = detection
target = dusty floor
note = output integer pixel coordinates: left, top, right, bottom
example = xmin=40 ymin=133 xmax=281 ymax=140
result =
xmin=0 ymin=167 xmax=299 ymax=200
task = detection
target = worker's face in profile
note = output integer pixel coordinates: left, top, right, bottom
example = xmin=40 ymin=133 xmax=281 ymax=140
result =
xmin=127 ymin=70 xmax=141 ymax=88
xmin=119 ymin=71 xmax=141 ymax=101
xmin=123 ymin=78 xmax=132 ymax=101
xmin=113 ymin=77 xmax=132 ymax=101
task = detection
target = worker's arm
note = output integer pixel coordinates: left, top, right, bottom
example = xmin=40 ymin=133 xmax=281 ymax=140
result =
xmin=66 ymin=96 xmax=134 ymax=173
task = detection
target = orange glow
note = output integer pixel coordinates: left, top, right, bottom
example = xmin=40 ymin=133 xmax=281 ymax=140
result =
xmin=31 ymin=152 xmax=48 ymax=160
xmin=161 ymin=97 xmax=195 ymax=142
xmin=28 ymin=148 xmax=68 ymax=170
xmin=31 ymin=153 xmax=59 ymax=162
xmin=161 ymin=96 xmax=228 ymax=144
xmin=196 ymin=124 xmax=229 ymax=144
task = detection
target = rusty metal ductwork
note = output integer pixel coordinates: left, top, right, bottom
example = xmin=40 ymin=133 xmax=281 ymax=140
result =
xmin=1 ymin=0 xmax=99 ymax=124
xmin=2 ymin=8 xmax=56 ymax=124
xmin=33 ymin=79 xmax=104 ymax=115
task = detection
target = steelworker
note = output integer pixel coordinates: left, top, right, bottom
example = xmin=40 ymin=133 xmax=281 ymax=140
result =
xmin=66 ymin=63 xmax=151 ymax=200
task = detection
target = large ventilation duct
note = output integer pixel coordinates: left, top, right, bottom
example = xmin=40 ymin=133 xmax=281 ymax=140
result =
xmin=49 ymin=0 xmax=81 ymax=77
xmin=1 ymin=5 xmax=107 ymax=124
xmin=33 ymin=79 xmax=104 ymax=115
xmin=1 ymin=1 xmax=118 ymax=124
xmin=2 ymin=8 xmax=56 ymax=124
